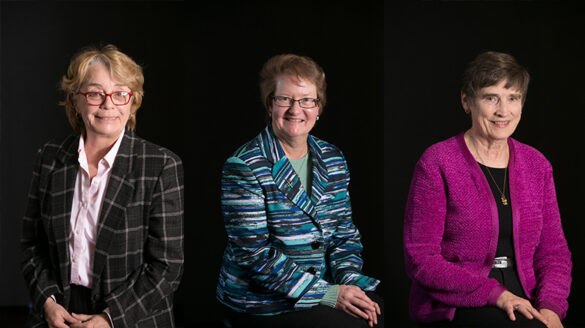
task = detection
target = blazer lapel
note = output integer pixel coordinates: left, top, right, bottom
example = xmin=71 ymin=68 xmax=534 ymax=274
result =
xmin=92 ymin=132 xmax=135 ymax=286
xmin=51 ymin=137 xmax=80 ymax=289
xmin=260 ymin=126 xmax=324 ymax=218
xmin=308 ymin=135 xmax=328 ymax=207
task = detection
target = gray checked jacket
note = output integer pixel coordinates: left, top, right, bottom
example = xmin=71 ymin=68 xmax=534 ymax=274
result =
xmin=21 ymin=131 xmax=184 ymax=327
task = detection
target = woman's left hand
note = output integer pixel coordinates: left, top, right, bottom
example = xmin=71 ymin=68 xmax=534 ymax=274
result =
xmin=496 ymin=290 xmax=548 ymax=325
xmin=69 ymin=313 xmax=111 ymax=328
xmin=336 ymin=285 xmax=381 ymax=327
xmin=540 ymin=309 xmax=563 ymax=328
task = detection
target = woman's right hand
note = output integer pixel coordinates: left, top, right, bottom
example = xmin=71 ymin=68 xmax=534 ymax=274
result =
xmin=43 ymin=297 xmax=80 ymax=328
xmin=335 ymin=285 xmax=381 ymax=327
xmin=496 ymin=290 xmax=548 ymax=326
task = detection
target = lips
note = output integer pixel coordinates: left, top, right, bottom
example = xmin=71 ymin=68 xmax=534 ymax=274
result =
xmin=491 ymin=120 xmax=509 ymax=127
xmin=95 ymin=115 xmax=118 ymax=121
xmin=285 ymin=118 xmax=304 ymax=122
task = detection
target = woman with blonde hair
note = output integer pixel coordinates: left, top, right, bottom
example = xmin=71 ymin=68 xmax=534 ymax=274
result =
xmin=21 ymin=45 xmax=184 ymax=328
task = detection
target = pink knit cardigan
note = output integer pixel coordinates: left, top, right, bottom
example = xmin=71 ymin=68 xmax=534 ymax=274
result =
xmin=404 ymin=132 xmax=572 ymax=323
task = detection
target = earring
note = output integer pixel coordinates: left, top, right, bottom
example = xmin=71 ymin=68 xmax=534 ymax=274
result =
xmin=316 ymin=115 xmax=320 ymax=121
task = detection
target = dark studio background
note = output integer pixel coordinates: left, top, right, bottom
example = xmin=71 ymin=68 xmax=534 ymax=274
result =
xmin=3 ymin=1 xmax=582 ymax=328
xmin=187 ymin=2 xmax=383 ymax=327
xmin=0 ymin=0 xmax=184 ymax=325
xmin=0 ymin=1 xmax=385 ymax=328
xmin=385 ymin=2 xmax=585 ymax=327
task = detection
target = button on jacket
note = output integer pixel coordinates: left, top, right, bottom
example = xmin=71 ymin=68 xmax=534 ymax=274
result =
xmin=217 ymin=126 xmax=379 ymax=315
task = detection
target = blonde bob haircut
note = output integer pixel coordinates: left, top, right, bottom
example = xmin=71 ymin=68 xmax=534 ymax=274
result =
xmin=259 ymin=54 xmax=327 ymax=118
xmin=60 ymin=44 xmax=144 ymax=134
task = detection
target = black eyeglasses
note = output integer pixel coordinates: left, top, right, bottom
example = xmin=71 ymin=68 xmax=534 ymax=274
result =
xmin=77 ymin=91 xmax=134 ymax=106
xmin=272 ymin=95 xmax=319 ymax=108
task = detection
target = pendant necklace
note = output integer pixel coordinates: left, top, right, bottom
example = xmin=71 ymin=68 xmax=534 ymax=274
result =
xmin=485 ymin=166 xmax=508 ymax=206
xmin=469 ymin=132 xmax=509 ymax=206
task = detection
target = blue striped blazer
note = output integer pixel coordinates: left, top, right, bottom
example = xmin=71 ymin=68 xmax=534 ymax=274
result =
xmin=216 ymin=126 xmax=379 ymax=315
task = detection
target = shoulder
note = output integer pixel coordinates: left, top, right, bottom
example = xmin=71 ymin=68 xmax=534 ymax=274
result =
xmin=35 ymin=134 xmax=78 ymax=164
xmin=509 ymin=138 xmax=552 ymax=170
xmin=39 ymin=134 xmax=77 ymax=153
xmin=229 ymin=136 xmax=261 ymax=162
xmin=128 ymin=133 xmax=182 ymax=165
xmin=310 ymin=135 xmax=349 ymax=180
xmin=311 ymin=135 xmax=345 ymax=159
xmin=124 ymin=134 xmax=183 ymax=181
xmin=510 ymin=138 xmax=550 ymax=164
xmin=224 ymin=131 xmax=271 ymax=170
xmin=418 ymin=135 xmax=462 ymax=166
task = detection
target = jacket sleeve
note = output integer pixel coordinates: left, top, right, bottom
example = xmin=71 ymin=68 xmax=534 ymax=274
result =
xmin=404 ymin=154 xmax=504 ymax=308
xmin=327 ymin=160 xmax=380 ymax=290
xmin=532 ymin=164 xmax=572 ymax=319
xmin=221 ymin=157 xmax=330 ymax=309
xmin=104 ymin=154 xmax=184 ymax=327
xmin=21 ymin=146 xmax=63 ymax=316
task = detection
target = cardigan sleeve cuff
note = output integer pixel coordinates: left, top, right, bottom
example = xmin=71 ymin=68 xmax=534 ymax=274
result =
xmin=535 ymin=301 xmax=565 ymax=320
xmin=487 ymin=284 xmax=507 ymax=306
xmin=319 ymin=285 xmax=339 ymax=308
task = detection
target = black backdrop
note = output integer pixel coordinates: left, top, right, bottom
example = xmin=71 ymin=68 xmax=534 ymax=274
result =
xmin=0 ymin=1 xmax=383 ymax=328
xmin=386 ymin=2 xmax=585 ymax=327
xmin=186 ymin=2 xmax=383 ymax=327
xmin=0 ymin=0 xmax=185 ymax=320
xmin=1 ymin=1 xmax=584 ymax=328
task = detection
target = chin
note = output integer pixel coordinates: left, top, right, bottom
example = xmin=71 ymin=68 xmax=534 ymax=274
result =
xmin=491 ymin=133 xmax=512 ymax=141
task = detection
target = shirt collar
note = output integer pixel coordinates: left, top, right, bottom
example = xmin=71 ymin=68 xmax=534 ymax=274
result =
xmin=78 ymin=129 xmax=126 ymax=168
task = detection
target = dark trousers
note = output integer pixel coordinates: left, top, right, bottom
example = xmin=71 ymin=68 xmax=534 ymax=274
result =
xmin=227 ymin=291 xmax=384 ymax=328
xmin=69 ymin=284 xmax=97 ymax=315
xmin=419 ymin=268 xmax=547 ymax=328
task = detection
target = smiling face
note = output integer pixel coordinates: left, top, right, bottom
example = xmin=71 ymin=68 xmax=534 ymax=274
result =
xmin=73 ymin=63 xmax=133 ymax=143
xmin=462 ymin=79 xmax=523 ymax=143
xmin=270 ymin=75 xmax=320 ymax=144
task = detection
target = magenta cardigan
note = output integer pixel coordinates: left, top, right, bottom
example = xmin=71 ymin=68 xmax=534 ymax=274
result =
xmin=404 ymin=133 xmax=572 ymax=323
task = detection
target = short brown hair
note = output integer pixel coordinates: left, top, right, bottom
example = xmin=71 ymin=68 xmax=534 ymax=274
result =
xmin=259 ymin=54 xmax=326 ymax=116
xmin=461 ymin=51 xmax=530 ymax=103
xmin=60 ymin=44 xmax=144 ymax=134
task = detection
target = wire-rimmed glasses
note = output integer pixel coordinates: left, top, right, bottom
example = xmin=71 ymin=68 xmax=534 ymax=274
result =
xmin=272 ymin=95 xmax=319 ymax=108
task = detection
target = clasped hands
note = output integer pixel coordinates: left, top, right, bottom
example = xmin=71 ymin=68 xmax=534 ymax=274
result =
xmin=43 ymin=297 xmax=111 ymax=328
xmin=335 ymin=285 xmax=381 ymax=327
xmin=496 ymin=290 xmax=563 ymax=328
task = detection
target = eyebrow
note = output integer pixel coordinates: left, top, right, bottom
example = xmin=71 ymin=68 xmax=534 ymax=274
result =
xmin=276 ymin=92 xmax=317 ymax=98
xmin=86 ymin=83 xmax=128 ymax=88
xmin=480 ymin=92 xmax=522 ymax=98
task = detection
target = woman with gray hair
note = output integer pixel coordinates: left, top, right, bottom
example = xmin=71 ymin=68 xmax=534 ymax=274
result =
xmin=404 ymin=51 xmax=572 ymax=328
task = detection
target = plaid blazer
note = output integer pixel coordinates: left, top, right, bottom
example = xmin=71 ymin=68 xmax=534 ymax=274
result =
xmin=21 ymin=131 xmax=184 ymax=328
xmin=216 ymin=126 xmax=380 ymax=315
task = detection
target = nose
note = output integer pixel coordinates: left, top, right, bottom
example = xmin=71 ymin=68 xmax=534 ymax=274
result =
xmin=99 ymin=94 xmax=116 ymax=110
xmin=493 ymin=99 xmax=508 ymax=117
xmin=288 ymin=100 xmax=302 ymax=113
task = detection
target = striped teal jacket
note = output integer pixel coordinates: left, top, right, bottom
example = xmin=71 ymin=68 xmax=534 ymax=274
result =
xmin=216 ymin=126 xmax=380 ymax=315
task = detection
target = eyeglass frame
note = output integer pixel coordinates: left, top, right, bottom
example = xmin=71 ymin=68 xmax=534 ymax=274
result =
xmin=272 ymin=95 xmax=320 ymax=109
xmin=76 ymin=91 xmax=134 ymax=106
